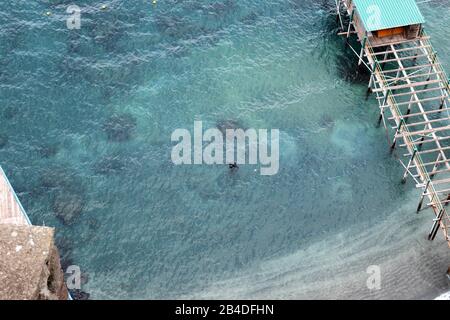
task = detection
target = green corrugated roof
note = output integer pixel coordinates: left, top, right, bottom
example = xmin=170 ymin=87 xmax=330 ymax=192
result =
xmin=353 ymin=0 xmax=425 ymax=32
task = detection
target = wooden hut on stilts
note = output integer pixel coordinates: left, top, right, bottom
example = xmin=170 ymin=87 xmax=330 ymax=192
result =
xmin=336 ymin=0 xmax=450 ymax=248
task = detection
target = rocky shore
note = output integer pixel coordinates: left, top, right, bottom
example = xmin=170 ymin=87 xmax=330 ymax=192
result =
xmin=0 ymin=224 xmax=68 ymax=300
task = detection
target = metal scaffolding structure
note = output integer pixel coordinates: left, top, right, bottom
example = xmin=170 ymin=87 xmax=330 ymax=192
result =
xmin=337 ymin=0 xmax=450 ymax=247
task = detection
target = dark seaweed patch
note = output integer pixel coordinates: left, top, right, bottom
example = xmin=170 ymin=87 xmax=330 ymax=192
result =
xmin=55 ymin=235 xmax=74 ymax=269
xmin=39 ymin=167 xmax=76 ymax=190
xmin=52 ymin=192 xmax=85 ymax=225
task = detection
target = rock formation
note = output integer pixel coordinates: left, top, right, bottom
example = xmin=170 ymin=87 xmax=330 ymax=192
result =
xmin=0 ymin=224 xmax=68 ymax=300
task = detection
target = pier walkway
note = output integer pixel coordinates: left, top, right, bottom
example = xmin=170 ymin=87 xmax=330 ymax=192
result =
xmin=337 ymin=0 xmax=450 ymax=247
xmin=0 ymin=167 xmax=30 ymax=226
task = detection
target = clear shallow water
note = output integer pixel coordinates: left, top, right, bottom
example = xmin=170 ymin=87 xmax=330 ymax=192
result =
xmin=0 ymin=1 xmax=449 ymax=299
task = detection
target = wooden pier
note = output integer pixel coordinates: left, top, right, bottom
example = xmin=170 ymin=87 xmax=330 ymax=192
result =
xmin=337 ymin=0 xmax=450 ymax=247
xmin=0 ymin=167 xmax=30 ymax=226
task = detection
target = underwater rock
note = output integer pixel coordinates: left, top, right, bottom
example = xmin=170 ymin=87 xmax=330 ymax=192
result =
xmin=0 ymin=134 xmax=8 ymax=149
xmin=52 ymin=193 xmax=84 ymax=225
xmin=69 ymin=289 xmax=90 ymax=300
xmin=39 ymin=168 xmax=74 ymax=190
xmin=102 ymin=113 xmax=137 ymax=142
xmin=55 ymin=238 xmax=73 ymax=272
xmin=60 ymin=256 xmax=74 ymax=272
xmin=37 ymin=144 xmax=59 ymax=158
xmin=55 ymin=236 xmax=73 ymax=254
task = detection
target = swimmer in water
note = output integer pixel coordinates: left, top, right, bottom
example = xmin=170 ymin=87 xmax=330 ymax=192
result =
xmin=228 ymin=162 xmax=239 ymax=170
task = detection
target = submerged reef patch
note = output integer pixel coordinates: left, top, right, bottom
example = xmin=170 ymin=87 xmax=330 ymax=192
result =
xmin=52 ymin=192 xmax=85 ymax=225
xmin=55 ymin=235 xmax=74 ymax=270
xmin=39 ymin=167 xmax=78 ymax=190
xmin=69 ymin=289 xmax=90 ymax=300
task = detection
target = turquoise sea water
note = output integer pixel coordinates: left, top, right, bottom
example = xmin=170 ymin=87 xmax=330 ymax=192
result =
xmin=0 ymin=1 xmax=449 ymax=299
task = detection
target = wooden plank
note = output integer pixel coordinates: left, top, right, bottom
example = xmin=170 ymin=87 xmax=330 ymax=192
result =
xmin=381 ymin=63 xmax=439 ymax=74
xmin=376 ymin=71 xmax=444 ymax=85
xmin=400 ymin=124 xmax=450 ymax=137
xmin=338 ymin=31 xmax=357 ymax=36
xmin=372 ymin=79 xmax=442 ymax=93
xmin=389 ymin=107 xmax=450 ymax=120
xmin=428 ymin=167 xmax=450 ymax=176
xmin=410 ymin=158 xmax=450 ymax=168
xmin=429 ymin=177 xmax=450 ymax=186
xmin=403 ymin=116 xmax=450 ymax=129
xmin=426 ymin=199 xmax=450 ymax=206
xmin=383 ymin=95 xmax=447 ymax=108
xmin=366 ymin=45 xmax=432 ymax=57
xmin=399 ymin=135 xmax=450 ymax=147
xmin=369 ymin=36 xmax=430 ymax=48
xmin=378 ymin=53 xmax=429 ymax=64
xmin=416 ymin=145 xmax=450 ymax=156
xmin=429 ymin=187 xmax=450 ymax=195
xmin=377 ymin=86 xmax=446 ymax=99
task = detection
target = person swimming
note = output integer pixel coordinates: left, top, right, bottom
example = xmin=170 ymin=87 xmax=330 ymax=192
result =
xmin=228 ymin=162 xmax=239 ymax=170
